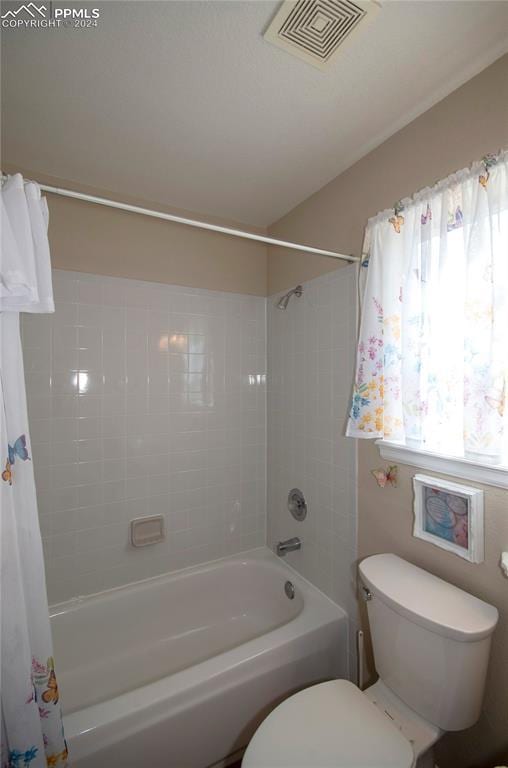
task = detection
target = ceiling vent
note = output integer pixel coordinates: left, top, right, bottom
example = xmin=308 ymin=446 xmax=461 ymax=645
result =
xmin=264 ymin=0 xmax=380 ymax=70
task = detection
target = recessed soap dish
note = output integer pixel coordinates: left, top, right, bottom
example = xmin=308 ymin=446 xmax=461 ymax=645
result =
xmin=130 ymin=515 xmax=165 ymax=547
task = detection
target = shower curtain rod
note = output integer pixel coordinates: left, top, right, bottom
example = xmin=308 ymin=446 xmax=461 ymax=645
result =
xmin=1 ymin=173 xmax=358 ymax=263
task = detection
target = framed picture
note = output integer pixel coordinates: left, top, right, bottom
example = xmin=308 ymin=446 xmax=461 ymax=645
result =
xmin=412 ymin=474 xmax=484 ymax=563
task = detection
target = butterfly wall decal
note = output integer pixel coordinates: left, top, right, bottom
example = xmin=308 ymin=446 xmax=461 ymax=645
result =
xmin=371 ymin=465 xmax=398 ymax=488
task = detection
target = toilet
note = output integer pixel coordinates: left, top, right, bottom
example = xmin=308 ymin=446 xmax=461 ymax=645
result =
xmin=243 ymin=554 xmax=498 ymax=768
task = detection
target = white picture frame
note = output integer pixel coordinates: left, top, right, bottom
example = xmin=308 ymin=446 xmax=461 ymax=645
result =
xmin=412 ymin=474 xmax=484 ymax=563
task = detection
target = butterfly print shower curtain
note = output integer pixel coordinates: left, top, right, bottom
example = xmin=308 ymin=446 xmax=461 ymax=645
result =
xmin=1 ymin=174 xmax=69 ymax=767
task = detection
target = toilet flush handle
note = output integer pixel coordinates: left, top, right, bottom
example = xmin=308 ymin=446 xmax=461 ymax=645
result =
xmin=362 ymin=586 xmax=372 ymax=602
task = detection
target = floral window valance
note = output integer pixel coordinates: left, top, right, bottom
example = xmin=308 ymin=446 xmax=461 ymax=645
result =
xmin=347 ymin=150 xmax=508 ymax=467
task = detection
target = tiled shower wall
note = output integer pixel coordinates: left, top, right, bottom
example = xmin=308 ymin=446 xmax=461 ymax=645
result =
xmin=267 ymin=267 xmax=357 ymax=673
xmin=22 ymin=270 xmax=266 ymax=603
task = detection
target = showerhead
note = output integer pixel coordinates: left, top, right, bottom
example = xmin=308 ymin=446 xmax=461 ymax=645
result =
xmin=276 ymin=285 xmax=303 ymax=310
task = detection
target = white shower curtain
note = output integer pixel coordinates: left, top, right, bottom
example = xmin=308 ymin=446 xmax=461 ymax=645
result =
xmin=1 ymin=175 xmax=69 ymax=767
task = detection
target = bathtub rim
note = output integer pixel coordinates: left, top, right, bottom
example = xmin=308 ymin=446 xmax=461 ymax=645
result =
xmin=49 ymin=544 xmax=341 ymax=616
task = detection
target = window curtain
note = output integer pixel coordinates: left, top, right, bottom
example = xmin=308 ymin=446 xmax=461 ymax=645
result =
xmin=1 ymin=175 xmax=69 ymax=767
xmin=346 ymin=150 xmax=508 ymax=466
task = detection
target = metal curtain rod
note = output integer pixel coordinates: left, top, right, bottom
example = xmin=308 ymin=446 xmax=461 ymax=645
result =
xmin=1 ymin=173 xmax=358 ymax=263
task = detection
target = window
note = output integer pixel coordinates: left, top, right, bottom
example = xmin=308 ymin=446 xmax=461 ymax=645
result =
xmin=347 ymin=151 xmax=508 ymax=471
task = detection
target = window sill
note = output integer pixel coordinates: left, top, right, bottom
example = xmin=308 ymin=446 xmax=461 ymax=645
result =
xmin=376 ymin=440 xmax=508 ymax=490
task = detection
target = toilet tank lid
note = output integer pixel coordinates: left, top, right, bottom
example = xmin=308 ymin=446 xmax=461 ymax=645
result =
xmin=359 ymin=554 xmax=498 ymax=642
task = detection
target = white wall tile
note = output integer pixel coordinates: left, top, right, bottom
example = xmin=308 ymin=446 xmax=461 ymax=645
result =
xmin=266 ymin=267 xmax=358 ymax=676
xmin=25 ymin=268 xmax=356 ymax=650
xmin=24 ymin=270 xmax=266 ymax=603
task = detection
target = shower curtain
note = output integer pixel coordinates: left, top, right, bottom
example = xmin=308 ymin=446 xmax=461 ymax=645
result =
xmin=1 ymin=175 xmax=69 ymax=767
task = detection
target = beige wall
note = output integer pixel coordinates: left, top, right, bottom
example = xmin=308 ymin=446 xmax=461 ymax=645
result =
xmin=268 ymin=54 xmax=508 ymax=768
xmin=2 ymin=167 xmax=268 ymax=296
xmin=268 ymin=53 xmax=508 ymax=295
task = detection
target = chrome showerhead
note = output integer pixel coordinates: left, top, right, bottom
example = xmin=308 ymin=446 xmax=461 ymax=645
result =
xmin=276 ymin=285 xmax=303 ymax=309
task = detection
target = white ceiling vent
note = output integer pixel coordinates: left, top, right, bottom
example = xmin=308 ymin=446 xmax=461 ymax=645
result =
xmin=264 ymin=0 xmax=380 ymax=70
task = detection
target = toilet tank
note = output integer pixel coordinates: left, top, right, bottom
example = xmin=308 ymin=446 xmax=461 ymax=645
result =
xmin=359 ymin=554 xmax=498 ymax=731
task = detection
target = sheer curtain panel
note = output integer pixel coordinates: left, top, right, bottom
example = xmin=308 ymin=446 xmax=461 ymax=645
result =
xmin=347 ymin=151 xmax=508 ymax=467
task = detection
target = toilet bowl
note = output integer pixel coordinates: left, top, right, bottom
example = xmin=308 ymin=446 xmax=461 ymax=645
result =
xmin=243 ymin=554 xmax=498 ymax=768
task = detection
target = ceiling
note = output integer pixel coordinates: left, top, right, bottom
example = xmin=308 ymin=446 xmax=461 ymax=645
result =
xmin=2 ymin=0 xmax=508 ymax=227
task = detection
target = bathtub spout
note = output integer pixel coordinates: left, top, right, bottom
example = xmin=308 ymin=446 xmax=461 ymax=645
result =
xmin=275 ymin=537 xmax=301 ymax=556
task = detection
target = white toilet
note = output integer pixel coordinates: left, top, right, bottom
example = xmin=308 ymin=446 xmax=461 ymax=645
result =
xmin=243 ymin=554 xmax=498 ymax=768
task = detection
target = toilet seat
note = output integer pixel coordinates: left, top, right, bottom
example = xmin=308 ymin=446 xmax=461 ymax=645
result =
xmin=242 ymin=680 xmax=414 ymax=768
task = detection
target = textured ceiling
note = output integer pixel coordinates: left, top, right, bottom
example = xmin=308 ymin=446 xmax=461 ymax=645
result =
xmin=2 ymin=0 xmax=508 ymax=226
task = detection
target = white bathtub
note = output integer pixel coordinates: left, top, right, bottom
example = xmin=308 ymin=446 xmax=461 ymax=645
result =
xmin=51 ymin=547 xmax=347 ymax=768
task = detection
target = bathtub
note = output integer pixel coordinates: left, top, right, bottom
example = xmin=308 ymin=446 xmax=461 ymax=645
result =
xmin=51 ymin=547 xmax=347 ymax=768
